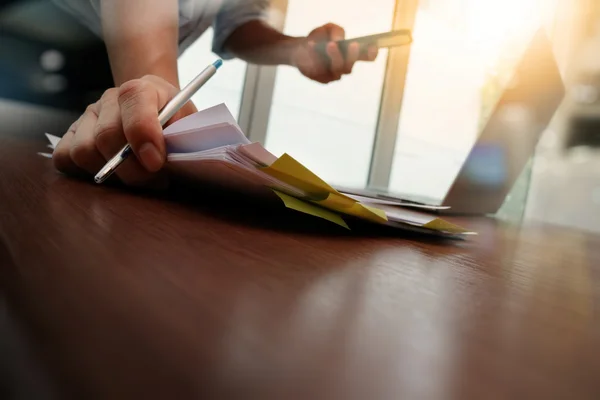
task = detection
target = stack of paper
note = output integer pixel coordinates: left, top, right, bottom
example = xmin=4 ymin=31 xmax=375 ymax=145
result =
xmin=45 ymin=103 xmax=475 ymax=238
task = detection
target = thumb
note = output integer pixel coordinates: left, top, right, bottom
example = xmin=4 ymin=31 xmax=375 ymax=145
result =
xmin=323 ymin=23 xmax=345 ymax=41
xmin=118 ymin=78 xmax=170 ymax=172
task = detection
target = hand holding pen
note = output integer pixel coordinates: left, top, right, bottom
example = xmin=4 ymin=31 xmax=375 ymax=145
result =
xmin=52 ymin=60 xmax=222 ymax=187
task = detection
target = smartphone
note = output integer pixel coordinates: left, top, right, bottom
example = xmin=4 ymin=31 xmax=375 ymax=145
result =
xmin=314 ymin=29 xmax=413 ymax=58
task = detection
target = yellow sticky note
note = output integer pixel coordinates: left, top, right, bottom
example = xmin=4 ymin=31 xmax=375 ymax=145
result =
xmin=422 ymin=218 xmax=473 ymax=234
xmin=262 ymin=154 xmax=356 ymax=206
xmin=266 ymin=154 xmax=333 ymax=192
xmin=273 ymin=190 xmax=350 ymax=230
xmin=314 ymin=201 xmax=388 ymax=224
xmin=357 ymin=203 xmax=389 ymax=222
xmin=314 ymin=192 xmax=358 ymax=209
xmin=263 ymin=154 xmax=388 ymax=224
xmin=263 ymin=167 xmax=329 ymax=201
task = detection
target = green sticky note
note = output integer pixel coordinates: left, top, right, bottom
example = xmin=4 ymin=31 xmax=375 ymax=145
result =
xmin=273 ymin=190 xmax=350 ymax=230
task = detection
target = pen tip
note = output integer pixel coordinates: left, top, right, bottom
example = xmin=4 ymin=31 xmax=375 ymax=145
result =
xmin=213 ymin=59 xmax=223 ymax=69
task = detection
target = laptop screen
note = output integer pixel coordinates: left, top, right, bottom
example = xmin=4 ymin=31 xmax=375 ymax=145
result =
xmin=384 ymin=13 xmax=543 ymax=204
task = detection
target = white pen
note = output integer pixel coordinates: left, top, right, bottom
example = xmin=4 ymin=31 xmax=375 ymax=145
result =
xmin=94 ymin=59 xmax=223 ymax=184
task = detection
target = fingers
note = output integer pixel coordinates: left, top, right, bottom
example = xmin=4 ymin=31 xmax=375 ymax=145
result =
xmin=53 ymin=123 xmax=82 ymax=176
xmin=69 ymin=103 xmax=106 ymax=174
xmin=322 ymin=41 xmax=359 ymax=81
xmin=323 ymin=23 xmax=345 ymax=42
xmin=94 ymin=88 xmax=124 ymax=159
xmin=343 ymin=42 xmax=360 ymax=74
xmin=302 ymin=23 xmax=379 ymax=83
xmin=318 ymin=23 xmax=346 ymax=79
xmin=361 ymin=44 xmax=379 ymax=62
xmin=140 ymin=75 xmax=190 ymax=125
xmin=326 ymin=42 xmax=344 ymax=77
xmin=94 ymin=88 xmax=156 ymax=186
xmin=295 ymin=41 xmax=327 ymax=82
xmin=118 ymin=78 xmax=170 ymax=172
xmin=308 ymin=23 xmax=343 ymax=42
xmin=51 ymin=75 xmax=188 ymax=188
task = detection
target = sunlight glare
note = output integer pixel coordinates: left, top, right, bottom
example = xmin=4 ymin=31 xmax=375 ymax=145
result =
xmin=464 ymin=0 xmax=541 ymax=67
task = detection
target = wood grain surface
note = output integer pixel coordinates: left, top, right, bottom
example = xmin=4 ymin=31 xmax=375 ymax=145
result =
xmin=1 ymin=122 xmax=600 ymax=400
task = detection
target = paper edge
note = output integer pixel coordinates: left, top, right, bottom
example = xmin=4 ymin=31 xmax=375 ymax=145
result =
xmin=45 ymin=133 xmax=61 ymax=149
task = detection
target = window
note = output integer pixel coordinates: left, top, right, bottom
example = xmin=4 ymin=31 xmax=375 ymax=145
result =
xmin=177 ymin=29 xmax=247 ymax=119
xmin=262 ymin=0 xmax=396 ymax=188
xmin=176 ymin=0 xmax=592 ymax=230
xmin=388 ymin=0 xmax=556 ymax=201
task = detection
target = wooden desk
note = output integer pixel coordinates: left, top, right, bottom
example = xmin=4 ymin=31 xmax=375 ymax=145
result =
xmin=1 ymin=124 xmax=600 ymax=399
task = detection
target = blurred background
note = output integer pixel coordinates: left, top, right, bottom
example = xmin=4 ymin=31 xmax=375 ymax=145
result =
xmin=1 ymin=2 xmax=599 ymax=398
xmin=0 ymin=0 xmax=113 ymax=110
xmin=1 ymin=0 xmax=599 ymax=233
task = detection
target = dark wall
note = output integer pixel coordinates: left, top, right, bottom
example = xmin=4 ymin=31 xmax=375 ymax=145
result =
xmin=0 ymin=0 xmax=114 ymax=112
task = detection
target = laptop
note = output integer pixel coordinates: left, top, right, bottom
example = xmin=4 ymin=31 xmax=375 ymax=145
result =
xmin=338 ymin=28 xmax=566 ymax=215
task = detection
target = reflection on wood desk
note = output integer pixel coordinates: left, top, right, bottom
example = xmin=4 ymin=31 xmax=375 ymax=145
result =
xmin=1 ymin=125 xmax=600 ymax=399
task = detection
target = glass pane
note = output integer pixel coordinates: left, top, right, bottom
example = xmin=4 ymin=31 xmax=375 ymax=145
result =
xmin=177 ymin=29 xmax=247 ymax=118
xmin=264 ymin=0 xmax=396 ymax=187
xmin=389 ymin=0 xmax=555 ymax=202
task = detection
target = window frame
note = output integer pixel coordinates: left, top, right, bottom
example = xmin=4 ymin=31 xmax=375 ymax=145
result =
xmin=367 ymin=0 xmax=419 ymax=189
xmin=239 ymin=0 xmax=420 ymax=189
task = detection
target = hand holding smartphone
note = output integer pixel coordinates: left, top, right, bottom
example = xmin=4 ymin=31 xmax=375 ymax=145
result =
xmin=313 ymin=29 xmax=413 ymax=58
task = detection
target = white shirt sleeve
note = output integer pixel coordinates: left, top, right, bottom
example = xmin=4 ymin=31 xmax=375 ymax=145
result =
xmin=212 ymin=0 xmax=271 ymax=60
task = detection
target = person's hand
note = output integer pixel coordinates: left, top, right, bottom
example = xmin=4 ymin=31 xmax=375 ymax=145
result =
xmin=53 ymin=75 xmax=197 ymax=187
xmin=291 ymin=23 xmax=378 ymax=84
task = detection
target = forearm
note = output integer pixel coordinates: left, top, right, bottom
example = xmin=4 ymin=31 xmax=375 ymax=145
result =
xmin=100 ymin=0 xmax=180 ymax=87
xmin=224 ymin=20 xmax=303 ymax=66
